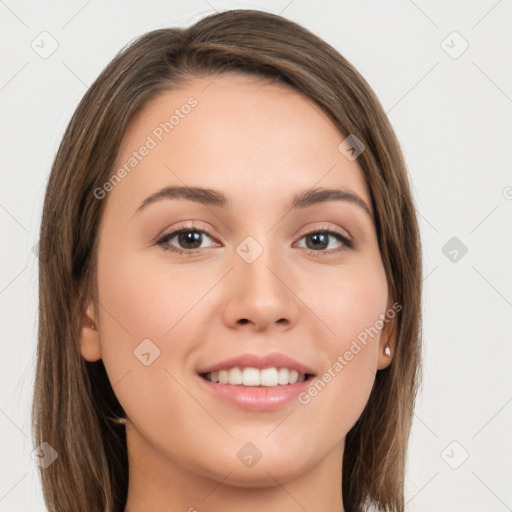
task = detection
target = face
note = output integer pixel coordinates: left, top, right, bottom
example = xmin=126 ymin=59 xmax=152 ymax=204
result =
xmin=80 ymin=72 xmax=394 ymax=487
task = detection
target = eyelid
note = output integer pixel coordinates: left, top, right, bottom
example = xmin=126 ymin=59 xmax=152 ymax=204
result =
xmin=152 ymin=220 xmax=217 ymax=244
xmin=156 ymin=222 xmax=220 ymax=252
xmin=295 ymin=223 xmax=352 ymax=242
xmin=293 ymin=223 xmax=354 ymax=253
xmin=156 ymin=222 xmax=354 ymax=254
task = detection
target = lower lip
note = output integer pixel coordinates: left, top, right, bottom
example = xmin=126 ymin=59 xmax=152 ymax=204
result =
xmin=196 ymin=374 xmax=313 ymax=411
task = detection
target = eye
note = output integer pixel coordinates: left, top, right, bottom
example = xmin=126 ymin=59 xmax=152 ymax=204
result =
xmin=156 ymin=225 xmax=353 ymax=256
xmin=157 ymin=227 xmax=218 ymax=254
xmin=295 ymin=228 xmax=353 ymax=254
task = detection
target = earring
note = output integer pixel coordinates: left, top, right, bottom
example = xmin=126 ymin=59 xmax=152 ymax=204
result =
xmin=384 ymin=346 xmax=391 ymax=356
xmin=91 ymin=323 xmax=97 ymax=331
xmin=107 ymin=416 xmax=127 ymax=425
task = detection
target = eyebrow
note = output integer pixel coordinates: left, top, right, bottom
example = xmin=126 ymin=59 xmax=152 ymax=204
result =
xmin=134 ymin=185 xmax=373 ymax=219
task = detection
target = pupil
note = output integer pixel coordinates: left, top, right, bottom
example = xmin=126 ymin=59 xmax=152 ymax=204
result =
xmin=308 ymin=233 xmax=328 ymax=250
xmin=179 ymin=231 xmax=202 ymax=249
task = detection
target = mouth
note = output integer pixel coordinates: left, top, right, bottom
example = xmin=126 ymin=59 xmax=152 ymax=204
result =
xmin=195 ymin=352 xmax=317 ymax=411
xmin=199 ymin=366 xmax=315 ymax=387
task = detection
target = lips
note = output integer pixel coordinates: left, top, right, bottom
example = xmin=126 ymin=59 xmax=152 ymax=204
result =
xmin=195 ymin=352 xmax=316 ymax=410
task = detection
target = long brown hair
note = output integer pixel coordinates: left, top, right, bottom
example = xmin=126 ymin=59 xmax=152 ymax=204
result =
xmin=33 ymin=9 xmax=422 ymax=512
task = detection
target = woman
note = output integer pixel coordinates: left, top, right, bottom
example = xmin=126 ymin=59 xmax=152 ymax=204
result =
xmin=33 ymin=9 xmax=422 ymax=512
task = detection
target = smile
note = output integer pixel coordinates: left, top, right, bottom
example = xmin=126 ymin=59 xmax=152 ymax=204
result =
xmin=196 ymin=352 xmax=317 ymax=411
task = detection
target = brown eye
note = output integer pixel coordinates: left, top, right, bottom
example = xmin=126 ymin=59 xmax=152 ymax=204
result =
xmin=157 ymin=229 xmax=217 ymax=254
xmin=295 ymin=229 xmax=353 ymax=253
xmin=175 ymin=231 xmax=203 ymax=249
xmin=305 ymin=232 xmax=330 ymax=250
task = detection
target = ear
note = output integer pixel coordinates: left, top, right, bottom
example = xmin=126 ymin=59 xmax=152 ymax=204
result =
xmin=377 ymin=300 xmax=398 ymax=370
xmin=79 ymin=298 xmax=102 ymax=362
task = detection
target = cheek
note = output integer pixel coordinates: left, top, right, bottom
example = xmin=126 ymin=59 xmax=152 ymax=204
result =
xmin=94 ymin=250 xmax=209 ymax=430
xmin=96 ymin=246 xmax=212 ymax=343
xmin=303 ymin=257 xmax=389 ymax=352
xmin=94 ymin=248 xmax=203 ymax=389
xmin=296 ymin=258 xmax=388 ymax=414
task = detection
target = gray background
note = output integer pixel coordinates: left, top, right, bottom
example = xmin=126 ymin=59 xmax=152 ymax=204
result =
xmin=1 ymin=1 xmax=511 ymax=510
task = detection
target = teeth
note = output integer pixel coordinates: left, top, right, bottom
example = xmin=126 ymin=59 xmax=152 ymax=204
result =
xmin=218 ymin=370 xmax=228 ymax=384
xmin=243 ymin=367 xmax=261 ymax=386
xmin=204 ymin=367 xmax=307 ymax=386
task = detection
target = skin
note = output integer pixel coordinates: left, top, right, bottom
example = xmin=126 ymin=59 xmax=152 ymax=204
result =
xmin=80 ymin=72 xmax=395 ymax=512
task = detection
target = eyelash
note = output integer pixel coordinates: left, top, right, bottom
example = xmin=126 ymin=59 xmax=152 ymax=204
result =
xmin=156 ymin=224 xmax=354 ymax=257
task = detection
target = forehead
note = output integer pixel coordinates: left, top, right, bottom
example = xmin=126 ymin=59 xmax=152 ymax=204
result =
xmin=108 ymin=72 xmax=371 ymax=217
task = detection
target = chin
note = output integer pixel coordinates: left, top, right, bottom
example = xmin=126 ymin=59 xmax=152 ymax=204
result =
xmin=193 ymin=443 xmax=318 ymax=488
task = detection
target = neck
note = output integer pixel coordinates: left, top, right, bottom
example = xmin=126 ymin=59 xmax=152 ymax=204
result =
xmin=123 ymin=423 xmax=345 ymax=512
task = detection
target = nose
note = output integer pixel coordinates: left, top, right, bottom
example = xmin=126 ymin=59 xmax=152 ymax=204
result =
xmin=221 ymin=242 xmax=300 ymax=333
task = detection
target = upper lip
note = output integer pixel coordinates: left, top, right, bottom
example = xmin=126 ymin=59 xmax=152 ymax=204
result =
xmin=197 ymin=352 xmax=316 ymax=376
